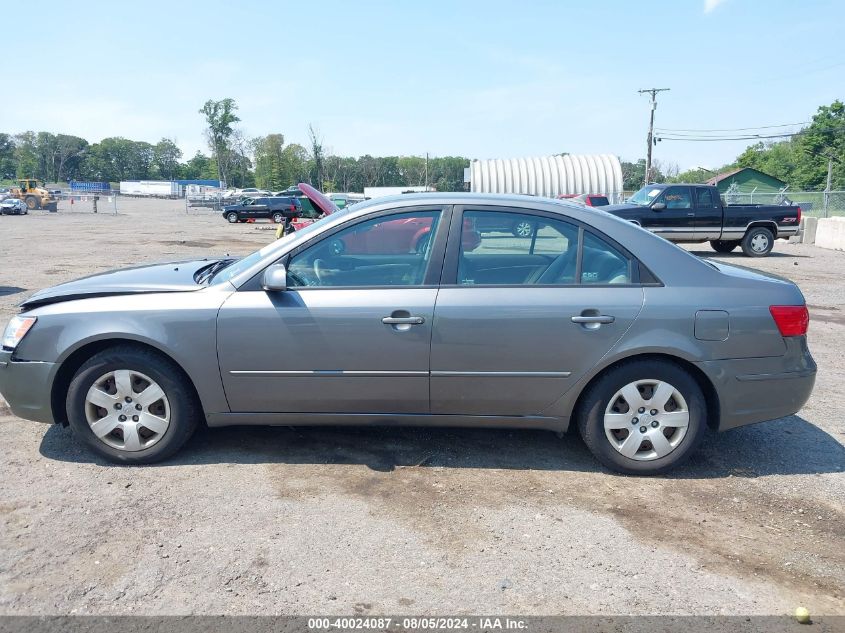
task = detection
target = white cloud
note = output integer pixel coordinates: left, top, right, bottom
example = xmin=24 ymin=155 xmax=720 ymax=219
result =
xmin=704 ymin=0 xmax=729 ymax=13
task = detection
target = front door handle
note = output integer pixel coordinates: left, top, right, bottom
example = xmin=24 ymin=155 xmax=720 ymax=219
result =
xmin=571 ymin=315 xmax=615 ymax=324
xmin=382 ymin=316 xmax=425 ymax=325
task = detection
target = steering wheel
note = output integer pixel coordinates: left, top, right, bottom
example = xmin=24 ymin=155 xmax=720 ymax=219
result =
xmin=313 ymin=258 xmax=327 ymax=284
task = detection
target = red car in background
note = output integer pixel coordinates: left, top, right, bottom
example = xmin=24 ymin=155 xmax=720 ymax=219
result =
xmin=557 ymin=193 xmax=610 ymax=207
xmin=280 ymin=183 xmax=480 ymax=253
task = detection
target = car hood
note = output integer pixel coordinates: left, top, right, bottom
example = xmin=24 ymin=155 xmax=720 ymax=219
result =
xmin=602 ymin=203 xmax=643 ymax=213
xmin=298 ymin=182 xmax=339 ymax=216
xmin=20 ymin=258 xmax=223 ymax=310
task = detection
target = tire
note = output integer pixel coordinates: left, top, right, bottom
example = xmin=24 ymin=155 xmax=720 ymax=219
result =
xmin=24 ymin=195 xmax=39 ymax=210
xmin=741 ymin=226 xmax=774 ymax=257
xmin=65 ymin=345 xmax=200 ymax=464
xmin=709 ymin=239 xmax=739 ymax=253
xmin=226 ymin=212 xmax=238 ymax=223
xmin=512 ymin=220 xmax=533 ymax=238
xmin=272 ymin=212 xmax=284 ymax=224
xmin=576 ymin=359 xmax=707 ymax=475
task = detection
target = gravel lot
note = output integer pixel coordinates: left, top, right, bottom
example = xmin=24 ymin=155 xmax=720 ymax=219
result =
xmin=0 ymin=199 xmax=843 ymax=616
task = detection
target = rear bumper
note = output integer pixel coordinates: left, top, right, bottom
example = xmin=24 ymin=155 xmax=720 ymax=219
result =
xmin=695 ymin=337 xmax=816 ymax=431
xmin=0 ymin=350 xmax=55 ymax=423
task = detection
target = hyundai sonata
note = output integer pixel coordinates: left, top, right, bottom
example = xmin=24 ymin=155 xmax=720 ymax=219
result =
xmin=0 ymin=185 xmax=816 ymax=474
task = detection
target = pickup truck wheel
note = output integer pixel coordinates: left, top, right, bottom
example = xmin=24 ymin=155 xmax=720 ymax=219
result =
xmin=226 ymin=212 xmax=238 ymax=223
xmin=741 ymin=227 xmax=774 ymax=257
xmin=710 ymin=239 xmax=739 ymax=253
xmin=272 ymin=212 xmax=284 ymax=224
xmin=577 ymin=359 xmax=706 ymax=475
xmin=66 ymin=346 xmax=199 ymax=464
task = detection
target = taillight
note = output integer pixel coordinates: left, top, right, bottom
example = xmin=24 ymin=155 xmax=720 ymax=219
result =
xmin=796 ymin=206 xmax=802 ymax=224
xmin=769 ymin=305 xmax=809 ymax=336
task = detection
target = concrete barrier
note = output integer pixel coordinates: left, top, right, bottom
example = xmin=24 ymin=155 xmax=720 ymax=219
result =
xmin=815 ymin=216 xmax=845 ymax=251
xmin=802 ymin=216 xmax=818 ymax=244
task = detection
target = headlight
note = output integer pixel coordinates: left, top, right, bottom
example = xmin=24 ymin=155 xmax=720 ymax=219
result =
xmin=2 ymin=315 xmax=37 ymax=350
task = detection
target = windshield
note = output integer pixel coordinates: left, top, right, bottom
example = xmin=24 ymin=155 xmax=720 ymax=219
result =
xmin=208 ymin=208 xmax=350 ymax=285
xmin=628 ymin=186 xmax=663 ymax=206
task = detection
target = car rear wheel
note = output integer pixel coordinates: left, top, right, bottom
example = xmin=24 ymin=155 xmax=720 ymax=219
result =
xmin=226 ymin=212 xmax=238 ymax=223
xmin=710 ymin=239 xmax=739 ymax=253
xmin=741 ymin=227 xmax=774 ymax=257
xmin=66 ymin=345 xmax=199 ymax=464
xmin=577 ymin=360 xmax=707 ymax=475
xmin=272 ymin=212 xmax=284 ymax=224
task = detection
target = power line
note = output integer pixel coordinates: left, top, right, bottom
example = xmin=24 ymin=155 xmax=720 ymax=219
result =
xmin=657 ymin=124 xmax=845 ymax=142
xmin=656 ymin=122 xmax=809 ymax=132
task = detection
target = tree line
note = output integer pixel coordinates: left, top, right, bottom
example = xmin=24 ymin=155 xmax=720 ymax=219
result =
xmin=2 ymin=98 xmax=841 ymax=193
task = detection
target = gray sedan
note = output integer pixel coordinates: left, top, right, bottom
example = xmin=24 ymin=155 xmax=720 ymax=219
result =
xmin=0 ymin=190 xmax=816 ymax=474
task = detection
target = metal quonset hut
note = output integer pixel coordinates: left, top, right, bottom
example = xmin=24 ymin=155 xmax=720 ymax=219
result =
xmin=469 ymin=154 xmax=624 ymax=202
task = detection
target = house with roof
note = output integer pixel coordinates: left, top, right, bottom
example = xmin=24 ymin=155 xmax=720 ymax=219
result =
xmin=705 ymin=167 xmax=787 ymax=194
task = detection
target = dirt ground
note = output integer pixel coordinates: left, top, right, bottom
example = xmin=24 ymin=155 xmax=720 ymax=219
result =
xmin=0 ymin=198 xmax=843 ymax=616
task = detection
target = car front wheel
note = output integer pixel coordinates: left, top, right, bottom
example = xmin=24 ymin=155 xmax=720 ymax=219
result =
xmin=226 ymin=212 xmax=238 ymax=223
xmin=66 ymin=345 xmax=199 ymax=464
xmin=741 ymin=227 xmax=774 ymax=257
xmin=577 ymin=360 xmax=706 ymax=475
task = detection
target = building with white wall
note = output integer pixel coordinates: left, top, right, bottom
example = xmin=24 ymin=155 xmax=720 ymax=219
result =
xmin=469 ymin=154 xmax=623 ymax=202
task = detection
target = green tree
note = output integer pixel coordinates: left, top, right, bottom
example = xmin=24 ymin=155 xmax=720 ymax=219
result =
xmin=199 ymin=98 xmax=240 ymax=186
xmin=183 ymin=152 xmax=216 ymax=180
xmin=153 ymin=138 xmax=183 ymax=180
xmin=52 ymin=134 xmax=89 ymax=182
xmin=794 ymin=99 xmax=845 ymax=189
xmin=0 ymin=133 xmax=16 ymax=180
xmin=13 ymin=132 xmax=38 ymax=179
xmin=253 ymin=134 xmax=286 ymax=190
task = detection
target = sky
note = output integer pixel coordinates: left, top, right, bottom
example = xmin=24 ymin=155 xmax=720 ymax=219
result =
xmin=4 ymin=0 xmax=843 ymax=171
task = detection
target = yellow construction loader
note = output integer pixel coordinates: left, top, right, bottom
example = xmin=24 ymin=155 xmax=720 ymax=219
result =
xmin=10 ymin=179 xmax=59 ymax=211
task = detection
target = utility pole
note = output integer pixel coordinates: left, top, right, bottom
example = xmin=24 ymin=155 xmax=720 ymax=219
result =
xmin=638 ymin=88 xmax=670 ymax=185
xmin=824 ymin=154 xmax=833 ymax=218
xmin=425 ymin=152 xmax=429 ymax=190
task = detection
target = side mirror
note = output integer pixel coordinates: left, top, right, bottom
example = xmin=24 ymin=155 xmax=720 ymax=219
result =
xmin=651 ymin=202 xmax=666 ymax=211
xmin=262 ymin=264 xmax=287 ymax=292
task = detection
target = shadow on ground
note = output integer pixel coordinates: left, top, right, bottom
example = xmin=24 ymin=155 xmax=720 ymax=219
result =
xmin=687 ymin=248 xmax=810 ymax=259
xmin=38 ymin=414 xmax=844 ymax=479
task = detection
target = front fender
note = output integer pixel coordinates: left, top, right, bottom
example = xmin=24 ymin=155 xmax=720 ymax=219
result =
xmin=16 ymin=288 xmax=234 ymax=415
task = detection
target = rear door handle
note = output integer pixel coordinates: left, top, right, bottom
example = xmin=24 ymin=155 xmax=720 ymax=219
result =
xmin=382 ymin=316 xmax=425 ymax=325
xmin=571 ymin=315 xmax=615 ymax=324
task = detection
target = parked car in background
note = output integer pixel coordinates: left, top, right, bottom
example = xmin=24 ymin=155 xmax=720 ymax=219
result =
xmin=0 ymin=187 xmax=11 ymax=202
xmin=0 ymin=190 xmax=815 ymax=474
xmin=222 ymin=196 xmax=301 ymax=223
xmin=221 ymin=188 xmax=271 ymax=202
xmin=603 ymin=184 xmax=802 ymax=257
xmin=572 ymin=193 xmax=610 ymax=207
xmin=1 ymin=198 xmax=28 ymax=215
